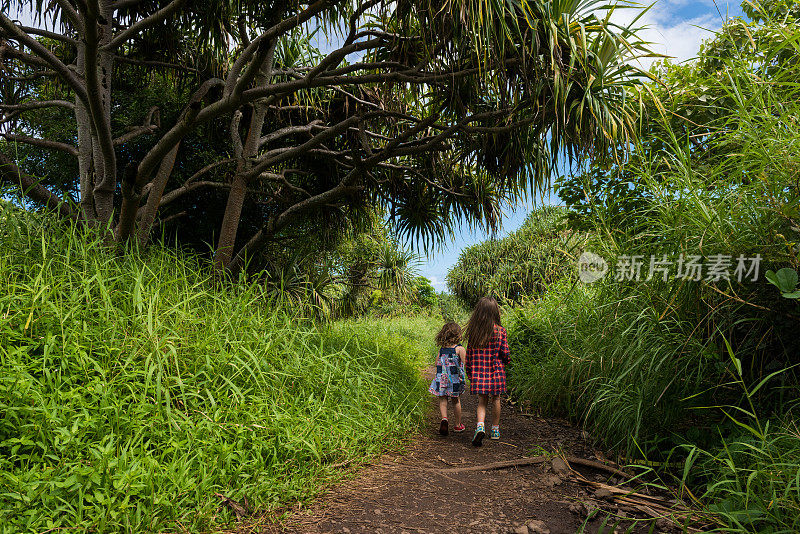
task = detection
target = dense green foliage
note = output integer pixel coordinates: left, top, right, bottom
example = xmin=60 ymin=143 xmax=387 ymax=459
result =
xmin=446 ymin=206 xmax=584 ymax=306
xmin=258 ymin=215 xmax=431 ymax=320
xmin=0 ymin=204 xmax=435 ymax=532
xmin=460 ymin=2 xmax=800 ymax=531
xmin=437 ymin=292 xmax=471 ymax=324
xmin=511 ymin=1 xmax=800 ymax=453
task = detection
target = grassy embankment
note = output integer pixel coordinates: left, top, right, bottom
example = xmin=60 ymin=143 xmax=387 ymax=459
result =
xmin=0 ymin=204 xmax=437 ymax=532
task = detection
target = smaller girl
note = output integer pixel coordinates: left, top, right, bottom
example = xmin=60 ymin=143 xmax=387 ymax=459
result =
xmin=428 ymin=321 xmax=467 ymax=436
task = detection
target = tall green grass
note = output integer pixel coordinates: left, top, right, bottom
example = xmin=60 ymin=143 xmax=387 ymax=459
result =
xmin=500 ymin=8 xmax=800 ymax=531
xmin=682 ymin=421 xmax=800 ymax=532
xmin=506 ymin=280 xmax=716 ymax=456
xmin=0 ymin=204 xmax=433 ymax=532
xmin=677 ymin=344 xmax=800 ymax=532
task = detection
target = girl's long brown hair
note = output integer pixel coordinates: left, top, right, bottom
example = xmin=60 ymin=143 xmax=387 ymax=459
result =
xmin=464 ymin=296 xmax=501 ymax=349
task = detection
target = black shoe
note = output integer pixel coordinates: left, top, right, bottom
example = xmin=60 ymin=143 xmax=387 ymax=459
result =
xmin=439 ymin=419 xmax=449 ymax=436
xmin=472 ymin=428 xmax=485 ymax=447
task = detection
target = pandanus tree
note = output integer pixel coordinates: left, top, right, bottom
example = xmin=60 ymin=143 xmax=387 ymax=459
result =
xmin=0 ymin=0 xmax=651 ymax=274
xmin=446 ymin=206 xmax=584 ymax=306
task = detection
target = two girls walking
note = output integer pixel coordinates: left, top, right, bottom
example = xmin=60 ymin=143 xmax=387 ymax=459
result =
xmin=428 ymin=296 xmax=510 ymax=447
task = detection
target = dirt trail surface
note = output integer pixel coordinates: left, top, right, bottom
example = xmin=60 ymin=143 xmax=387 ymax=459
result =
xmin=272 ymin=370 xmax=678 ymax=534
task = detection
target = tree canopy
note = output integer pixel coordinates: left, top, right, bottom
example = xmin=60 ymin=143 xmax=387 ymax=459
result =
xmin=1 ymin=0 xmax=650 ymax=273
xmin=557 ymin=0 xmax=800 ymax=234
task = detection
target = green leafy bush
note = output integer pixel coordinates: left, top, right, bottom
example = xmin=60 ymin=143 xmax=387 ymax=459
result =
xmin=257 ymin=215 xmax=420 ymax=320
xmin=437 ymin=292 xmax=471 ymax=324
xmin=412 ymin=276 xmax=438 ymax=308
xmin=678 ymin=345 xmax=800 ymax=533
xmin=686 ymin=423 xmax=800 ymax=532
xmin=0 ymin=205 xmax=432 ymax=532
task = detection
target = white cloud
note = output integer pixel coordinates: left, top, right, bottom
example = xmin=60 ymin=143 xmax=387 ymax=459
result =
xmin=612 ymin=0 xmax=736 ymax=68
xmin=427 ymin=275 xmax=447 ymax=291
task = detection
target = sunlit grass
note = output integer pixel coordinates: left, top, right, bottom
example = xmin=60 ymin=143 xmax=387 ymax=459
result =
xmin=0 ymin=204 xmax=435 ymax=532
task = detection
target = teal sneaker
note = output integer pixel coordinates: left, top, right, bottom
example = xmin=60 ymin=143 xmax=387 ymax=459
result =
xmin=490 ymin=426 xmax=500 ymax=440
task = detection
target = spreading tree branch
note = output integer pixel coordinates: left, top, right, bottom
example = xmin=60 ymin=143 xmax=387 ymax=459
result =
xmin=245 ymin=113 xmax=368 ymax=180
xmin=258 ymin=121 xmax=322 ymax=147
xmin=0 ymin=14 xmax=89 ymax=103
xmin=0 ymin=100 xmax=76 ymax=112
xmin=113 ymin=55 xmax=199 ymax=73
xmin=112 ymin=106 xmax=159 ymax=145
xmin=5 ymin=70 xmax=58 ymax=82
xmin=105 ymin=0 xmax=185 ymax=51
xmin=54 ymin=0 xmax=83 ymax=30
xmin=228 ymin=169 xmax=363 ymax=273
xmin=0 ymin=150 xmax=76 ymax=219
xmin=157 ymin=180 xmax=231 ymax=208
xmin=0 ymin=42 xmax=56 ymax=68
xmin=179 ymin=157 xmax=234 ymax=189
xmin=223 ymin=0 xmax=332 ymax=96
xmin=1 ymin=132 xmax=79 ymax=156
xmin=16 ymin=25 xmax=78 ymax=45
xmin=227 ymin=114 xmax=442 ymax=272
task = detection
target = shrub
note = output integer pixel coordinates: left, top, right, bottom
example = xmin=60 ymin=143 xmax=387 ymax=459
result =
xmin=412 ymin=276 xmax=438 ymax=308
xmin=437 ymin=292 xmax=471 ymax=324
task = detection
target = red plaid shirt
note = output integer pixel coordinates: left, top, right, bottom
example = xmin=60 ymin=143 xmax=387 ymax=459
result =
xmin=466 ymin=324 xmax=511 ymax=394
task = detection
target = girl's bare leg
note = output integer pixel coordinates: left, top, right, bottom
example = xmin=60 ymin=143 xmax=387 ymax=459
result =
xmin=439 ymin=396 xmax=448 ymax=420
xmin=451 ymin=397 xmax=462 ymax=427
xmin=476 ymin=394 xmax=488 ymax=425
xmin=491 ymin=395 xmax=501 ymax=427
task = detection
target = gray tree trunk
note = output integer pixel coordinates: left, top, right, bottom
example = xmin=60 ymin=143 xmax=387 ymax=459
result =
xmin=136 ymin=144 xmax=180 ymax=246
xmin=213 ymin=44 xmax=276 ymax=271
xmin=75 ymin=42 xmax=97 ymax=225
xmin=85 ymin=4 xmax=116 ymax=225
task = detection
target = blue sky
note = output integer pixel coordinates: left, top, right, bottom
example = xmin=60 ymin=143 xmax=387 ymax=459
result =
xmin=416 ymin=0 xmax=747 ymax=291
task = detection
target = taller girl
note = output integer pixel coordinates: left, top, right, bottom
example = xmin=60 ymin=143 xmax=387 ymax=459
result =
xmin=464 ymin=296 xmax=511 ymax=447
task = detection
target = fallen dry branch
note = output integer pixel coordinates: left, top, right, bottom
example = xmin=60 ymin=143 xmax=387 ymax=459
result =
xmin=563 ymin=455 xmax=631 ymax=479
xmin=430 ymin=455 xmax=547 ymax=473
xmin=572 ymin=472 xmax=711 ymax=532
xmin=575 ymin=474 xmax=683 ymax=507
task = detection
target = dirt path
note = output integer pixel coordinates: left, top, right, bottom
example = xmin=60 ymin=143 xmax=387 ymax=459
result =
xmin=269 ymin=370 xmax=677 ymax=534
